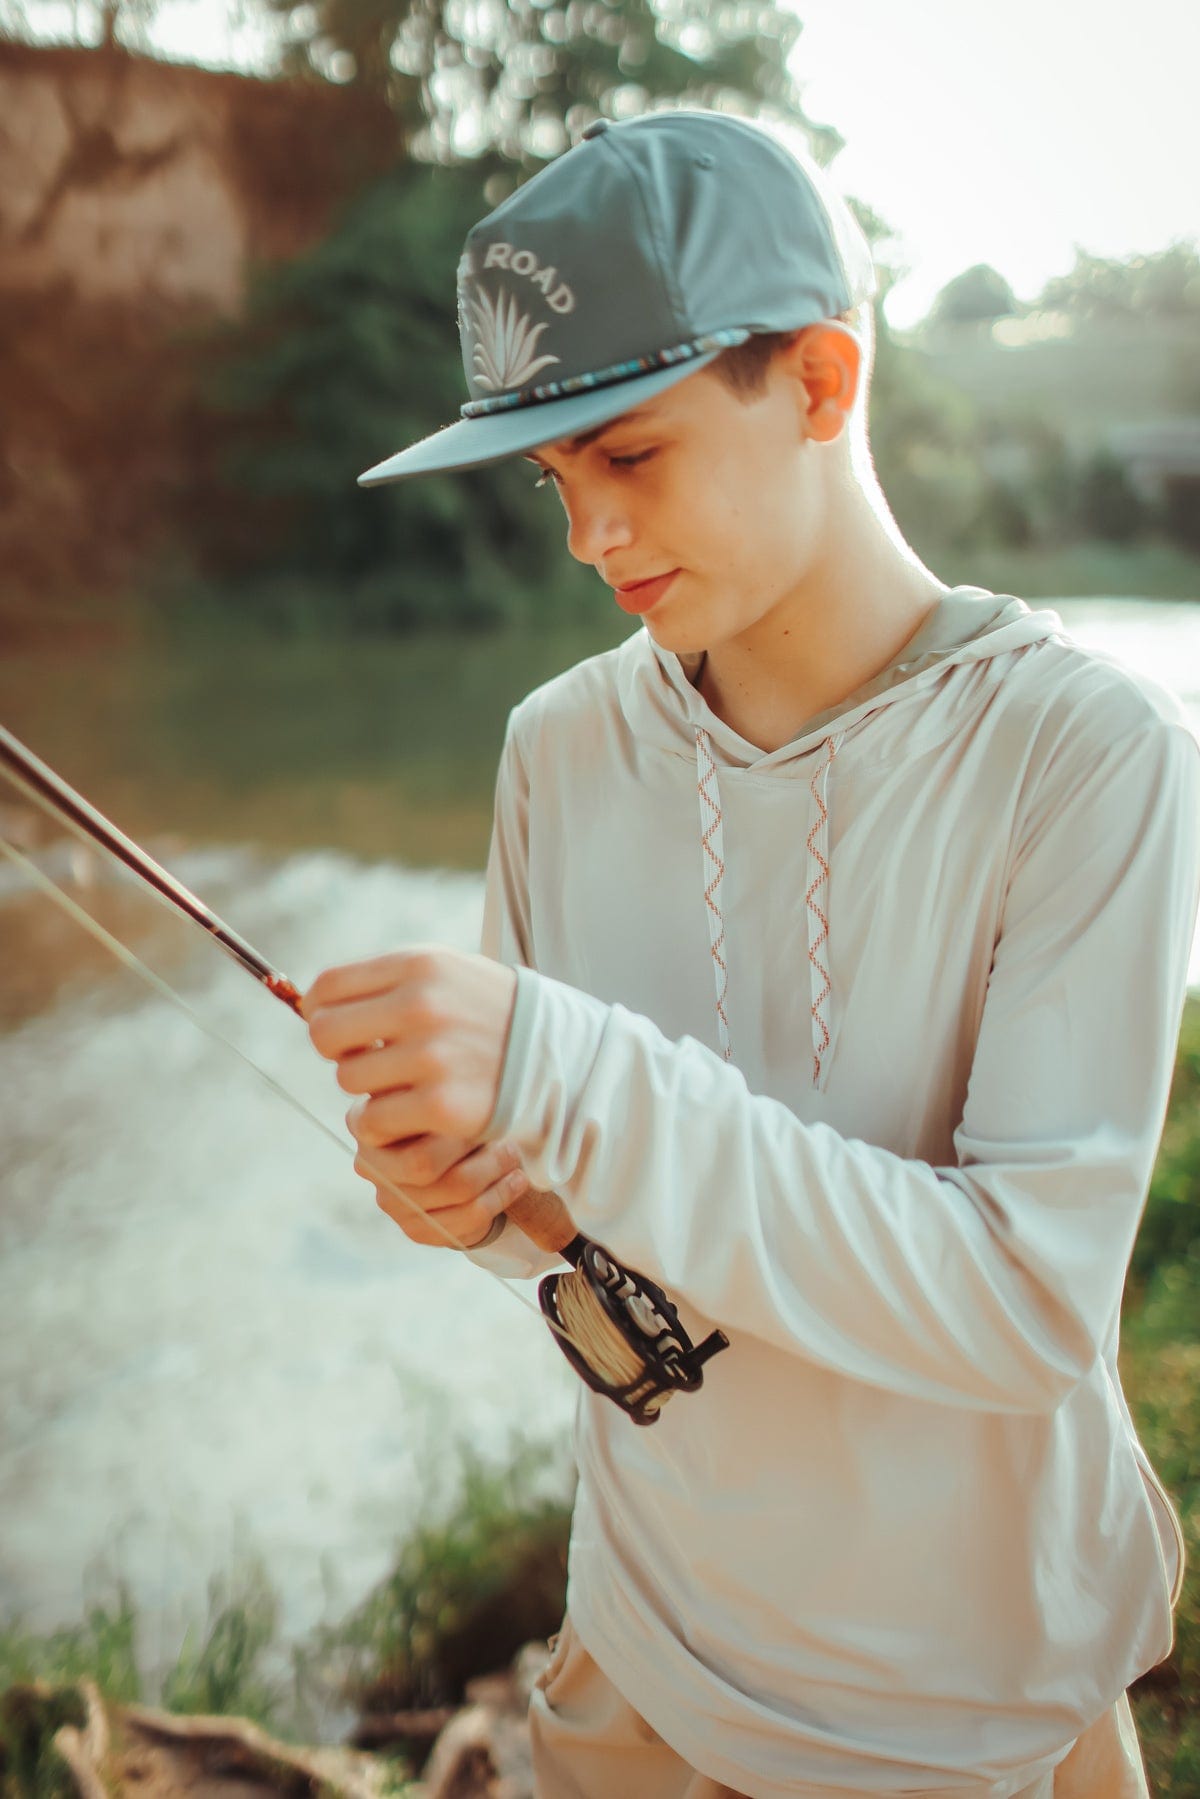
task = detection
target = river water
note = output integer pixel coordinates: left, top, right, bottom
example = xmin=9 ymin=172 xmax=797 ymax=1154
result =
xmin=1 ymin=600 xmax=1199 ymax=1721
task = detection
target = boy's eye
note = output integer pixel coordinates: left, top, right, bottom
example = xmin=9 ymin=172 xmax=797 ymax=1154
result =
xmin=531 ymin=448 xmax=655 ymax=491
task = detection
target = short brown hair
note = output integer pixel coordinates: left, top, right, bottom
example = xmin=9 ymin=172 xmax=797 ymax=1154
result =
xmin=710 ymin=308 xmax=866 ymax=399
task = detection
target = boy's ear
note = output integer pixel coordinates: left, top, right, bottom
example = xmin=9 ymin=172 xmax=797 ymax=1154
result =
xmin=779 ymin=323 xmax=861 ymax=444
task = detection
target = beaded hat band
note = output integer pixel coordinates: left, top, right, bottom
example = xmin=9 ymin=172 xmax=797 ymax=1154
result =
xmin=459 ymin=329 xmax=752 ymax=419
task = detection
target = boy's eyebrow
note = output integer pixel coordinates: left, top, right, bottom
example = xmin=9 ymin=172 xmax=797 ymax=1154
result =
xmin=522 ymin=404 xmax=658 ymax=464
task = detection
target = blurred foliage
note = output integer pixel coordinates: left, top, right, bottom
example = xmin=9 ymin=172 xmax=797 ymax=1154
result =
xmin=1121 ymin=995 xmax=1200 ymax=1787
xmin=924 ymin=243 xmax=1200 ymax=331
xmin=1131 ymin=998 xmax=1200 ymax=1294
xmin=1074 ymin=449 xmax=1153 ymax=544
xmin=0 ymin=1567 xmax=285 ymax=1741
xmin=928 ymin=262 xmax=1019 ymax=330
xmin=322 ymin=1438 xmax=573 ymax=1713
xmin=269 ymin=0 xmax=830 ymax=169
xmin=159 ymin=1567 xmax=282 ymax=1725
xmin=0 ymin=0 xmax=157 ymax=51
xmin=181 ymin=157 xmax=605 ymax=631
xmin=874 ymin=341 xmax=1199 ymax=568
xmin=0 ymin=1592 xmax=142 ymax=1710
xmin=1036 ymin=242 xmax=1200 ymax=325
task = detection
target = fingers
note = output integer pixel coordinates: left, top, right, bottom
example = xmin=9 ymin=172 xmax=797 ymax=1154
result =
xmin=353 ymin=1134 xmax=523 ymax=1202
xmin=358 ymin=1139 xmax=531 ymax=1248
xmin=334 ymin=1041 xmax=410 ymax=1096
xmin=307 ymin=990 xmax=422 ymax=1063
xmin=373 ymin=1189 xmax=508 ymax=1249
xmin=301 ymin=949 xmax=434 ymax=1018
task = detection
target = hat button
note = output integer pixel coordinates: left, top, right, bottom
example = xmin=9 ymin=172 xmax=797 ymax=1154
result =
xmin=582 ymin=118 xmax=610 ymax=140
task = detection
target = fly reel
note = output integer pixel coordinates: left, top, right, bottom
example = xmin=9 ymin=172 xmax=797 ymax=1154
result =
xmin=539 ymin=1236 xmax=729 ymax=1426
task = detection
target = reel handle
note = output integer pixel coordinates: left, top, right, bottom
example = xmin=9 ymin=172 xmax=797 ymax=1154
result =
xmin=505 ymin=1186 xmax=578 ymax=1254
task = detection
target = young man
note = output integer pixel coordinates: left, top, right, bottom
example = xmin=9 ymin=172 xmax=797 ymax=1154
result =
xmin=301 ymin=112 xmax=1199 ymax=1797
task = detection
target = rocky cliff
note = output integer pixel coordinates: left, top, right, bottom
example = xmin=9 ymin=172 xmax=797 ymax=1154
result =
xmin=0 ymin=40 xmax=397 ymax=638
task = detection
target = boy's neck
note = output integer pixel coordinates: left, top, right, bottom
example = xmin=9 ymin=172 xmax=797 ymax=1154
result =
xmin=685 ymin=501 xmax=948 ymax=755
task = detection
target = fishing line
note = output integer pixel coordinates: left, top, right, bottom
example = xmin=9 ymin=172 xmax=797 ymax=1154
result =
xmin=0 ymin=831 xmax=557 ymax=1330
xmin=1 ymin=735 xmax=730 ymax=1420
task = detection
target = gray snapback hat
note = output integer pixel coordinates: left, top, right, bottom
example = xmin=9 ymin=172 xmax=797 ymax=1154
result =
xmin=358 ymin=110 xmax=876 ymax=487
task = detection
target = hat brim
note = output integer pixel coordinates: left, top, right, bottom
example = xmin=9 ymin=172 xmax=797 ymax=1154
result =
xmin=357 ymin=349 xmax=726 ymax=487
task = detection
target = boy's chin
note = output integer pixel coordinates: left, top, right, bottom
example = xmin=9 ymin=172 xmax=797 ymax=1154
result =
xmin=641 ymin=612 xmax=708 ymax=658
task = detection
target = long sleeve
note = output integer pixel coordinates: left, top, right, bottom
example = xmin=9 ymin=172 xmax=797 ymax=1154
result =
xmin=468 ymin=714 xmax=566 ymax=1281
xmin=485 ymin=717 xmax=1200 ymax=1413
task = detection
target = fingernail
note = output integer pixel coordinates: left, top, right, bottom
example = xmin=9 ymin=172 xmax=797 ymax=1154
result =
xmin=505 ymin=1170 xmax=530 ymax=1199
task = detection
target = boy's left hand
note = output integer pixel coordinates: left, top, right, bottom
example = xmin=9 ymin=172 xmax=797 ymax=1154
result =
xmin=301 ymin=947 xmax=518 ymax=1146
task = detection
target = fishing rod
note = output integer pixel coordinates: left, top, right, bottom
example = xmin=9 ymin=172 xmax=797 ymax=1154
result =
xmin=0 ymin=724 xmax=729 ymax=1425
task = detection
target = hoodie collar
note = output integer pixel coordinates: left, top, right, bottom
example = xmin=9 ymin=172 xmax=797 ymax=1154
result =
xmin=637 ymin=587 xmax=1063 ymax=769
xmin=624 ymin=587 xmax=1065 ymax=1092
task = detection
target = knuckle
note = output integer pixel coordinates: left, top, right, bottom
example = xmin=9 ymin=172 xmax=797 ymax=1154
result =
xmin=424 ymin=1091 xmax=455 ymax=1136
xmin=406 ymin=949 xmax=441 ymax=985
xmin=354 ymin=1148 xmax=386 ymax=1183
xmin=441 ymin=1166 xmax=471 ymax=1206
xmin=405 ymin=1143 xmax=439 ymax=1185
xmin=374 ymin=1184 xmax=422 ymax=1235
xmin=405 ymin=994 xmax=441 ymax=1038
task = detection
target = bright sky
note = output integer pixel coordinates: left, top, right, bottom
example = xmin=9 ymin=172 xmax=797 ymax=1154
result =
xmin=791 ymin=0 xmax=1200 ymax=326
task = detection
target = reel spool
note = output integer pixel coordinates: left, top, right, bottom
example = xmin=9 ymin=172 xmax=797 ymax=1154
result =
xmin=539 ymin=1236 xmax=729 ymax=1426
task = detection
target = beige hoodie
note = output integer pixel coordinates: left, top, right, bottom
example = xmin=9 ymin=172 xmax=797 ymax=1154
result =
xmin=473 ymin=587 xmax=1200 ymax=1798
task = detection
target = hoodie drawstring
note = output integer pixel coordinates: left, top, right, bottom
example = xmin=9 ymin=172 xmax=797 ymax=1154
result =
xmin=696 ymin=729 xmax=732 ymax=1063
xmin=695 ymin=727 xmax=843 ymax=1090
xmin=806 ymin=732 xmax=842 ymax=1090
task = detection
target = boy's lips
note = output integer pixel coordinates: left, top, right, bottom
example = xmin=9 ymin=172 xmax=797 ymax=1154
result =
xmin=611 ymin=569 xmax=680 ymax=615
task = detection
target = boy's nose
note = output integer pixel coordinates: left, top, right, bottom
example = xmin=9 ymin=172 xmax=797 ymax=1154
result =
xmin=563 ymin=489 xmax=635 ymax=568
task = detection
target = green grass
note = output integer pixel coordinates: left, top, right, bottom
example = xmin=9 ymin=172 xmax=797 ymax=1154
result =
xmin=1122 ymin=997 xmax=1200 ymax=1793
xmin=1123 ymin=1290 xmax=1200 ymax=1794
xmin=0 ymin=1567 xmax=291 ymax=1797
xmin=0 ymin=1441 xmax=572 ymax=1787
xmin=0 ymin=1591 xmax=142 ymax=1708
xmin=318 ymin=1438 xmax=572 ymax=1718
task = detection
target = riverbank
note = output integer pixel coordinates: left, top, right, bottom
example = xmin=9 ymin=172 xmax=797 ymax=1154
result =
xmin=0 ymin=1441 xmax=572 ymax=1794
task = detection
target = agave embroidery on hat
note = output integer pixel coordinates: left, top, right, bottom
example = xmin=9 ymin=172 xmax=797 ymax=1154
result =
xmin=465 ymin=283 xmax=562 ymax=393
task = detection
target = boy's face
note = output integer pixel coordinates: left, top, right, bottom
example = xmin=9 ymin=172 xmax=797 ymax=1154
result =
xmin=523 ymin=329 xmax=847 ymax=657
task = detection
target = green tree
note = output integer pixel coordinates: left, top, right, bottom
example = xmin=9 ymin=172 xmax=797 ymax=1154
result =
xmin=1035 ymin=242 xmax=1200 ymax=323
xmin=863 ymin=219 xmax=992 ymax=557
xmin=183 ymin=158 xmax=605 ymax=632
xmin=0 ymin=0 xmax=159 ymax=50
xmin=927 ymin=263 xmax=1019 ymax=330
xmin=1074 ymin=448 xmax=1150 ymax=543
xmin=268 ymin=0 xmax=834 ymax=169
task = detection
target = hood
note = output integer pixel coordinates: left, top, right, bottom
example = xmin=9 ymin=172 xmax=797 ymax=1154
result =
xmin=615 ymin=586 xmax=1065 ymax=1090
